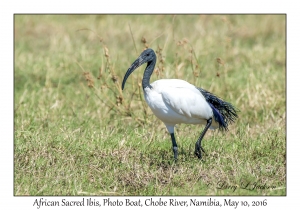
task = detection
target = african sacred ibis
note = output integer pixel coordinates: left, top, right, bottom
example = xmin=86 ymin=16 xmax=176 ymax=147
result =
xmin=122 ymin=48 xmax=238 ymax=160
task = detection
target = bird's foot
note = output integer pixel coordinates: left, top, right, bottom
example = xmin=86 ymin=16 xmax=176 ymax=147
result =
xmin=200 ymin=146 xmax=206 ymax=154
xmin=173 ymin=146 xmax=178 ymax=161
xmin=194 ymin=144 xmax=205 ymax=159
xmin=194 ymin=150 xmax=202 ymax=159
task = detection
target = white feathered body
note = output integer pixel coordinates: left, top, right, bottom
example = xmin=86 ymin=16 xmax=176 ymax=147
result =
xmin=143 ymin=79 xmax=219 ymax=132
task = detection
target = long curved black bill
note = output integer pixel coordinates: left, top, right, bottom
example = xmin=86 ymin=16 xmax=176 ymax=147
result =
xmin=122 ymin=57 xmax=143 ymax=90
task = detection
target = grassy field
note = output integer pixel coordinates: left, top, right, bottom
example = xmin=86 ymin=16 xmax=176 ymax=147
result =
xmin=14 ymin=15 xmax=286 ymax=195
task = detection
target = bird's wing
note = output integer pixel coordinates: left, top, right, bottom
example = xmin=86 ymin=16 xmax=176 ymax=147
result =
xmin=157 ymin=81 xmax=213 ymax=120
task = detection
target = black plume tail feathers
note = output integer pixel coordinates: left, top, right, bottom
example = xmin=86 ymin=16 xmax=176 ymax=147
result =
xmin=197 ymin=88 xmax=238 ymax=131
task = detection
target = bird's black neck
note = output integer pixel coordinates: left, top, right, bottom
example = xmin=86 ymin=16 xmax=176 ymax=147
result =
xmin=142 ymin=57 xmax=156 ymax=89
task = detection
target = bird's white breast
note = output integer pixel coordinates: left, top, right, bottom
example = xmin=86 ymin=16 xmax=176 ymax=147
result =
xmin=143 ymin=79 xmax=214 ymax=126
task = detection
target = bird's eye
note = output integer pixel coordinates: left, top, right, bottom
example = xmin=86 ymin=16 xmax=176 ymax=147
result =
xmin=146 ymin=53 xmax=150 ymax=56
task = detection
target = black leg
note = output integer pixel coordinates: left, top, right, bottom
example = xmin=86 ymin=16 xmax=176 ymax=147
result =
xmin=195 ymin=118 xmax=212 ymax=159
xmin=170 ymin=133 xmax=178 ymax=160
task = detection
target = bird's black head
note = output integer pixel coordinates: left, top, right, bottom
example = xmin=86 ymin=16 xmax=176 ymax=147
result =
xmin=122 ymin=48 xmax=156 ymax=90
xmin=139 ymin=48 xmax=156 ymax=63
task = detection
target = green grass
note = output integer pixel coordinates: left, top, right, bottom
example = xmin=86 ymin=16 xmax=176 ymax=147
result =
xmin=14 ymin=14 xmax=286 ymax=195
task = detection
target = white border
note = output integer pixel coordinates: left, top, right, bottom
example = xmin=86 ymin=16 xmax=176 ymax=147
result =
xmin=2 ymin=0 xmax=298 ymax=209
